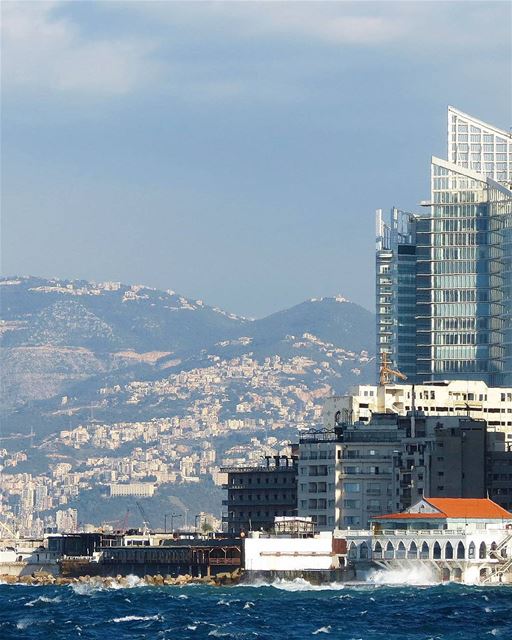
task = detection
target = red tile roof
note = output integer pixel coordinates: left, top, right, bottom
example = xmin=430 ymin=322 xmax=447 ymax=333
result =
xmin=426 ymin=498 xmax=512 ymax=519
xmin=372 ymin=498 xmax=512 ymax=521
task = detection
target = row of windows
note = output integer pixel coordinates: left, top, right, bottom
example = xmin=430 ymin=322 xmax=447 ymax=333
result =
xmin=299 ymin=482 xmax=329 ymax=493
xmin=432 ymin=303 xmax=487 ymax=316
xmin=432 ymin=217 xmax=489 ymax=232
xmin=300 ymin=450 xmax=331 ymax=460
xmin=429 ymin=203 xmax=487 ymax=218
xmin=232 ymin=510 xmax=293 ymax=519
xmin=230 ymin=476 xmax=291 ymax=485
xmin=432 ymin=360 xmax=488 ymax=373
xmin=232 ymin=493 xmax=292 ymax=502
xmin=299 ymin=499 xmax=332 ymax=510
xmin=433 ymin=191 xmax=484 ymax=205
xmin=431 ymin=261 xmax=489 ymax=275
xmin=432 ymin=289 xmax=489 ymax=303
xmin=431 ymin=232 xmax=495 ymax=246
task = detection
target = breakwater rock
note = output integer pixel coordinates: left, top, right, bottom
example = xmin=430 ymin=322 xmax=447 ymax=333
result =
xmin=0 ymin=569 xmax=242 ymax=587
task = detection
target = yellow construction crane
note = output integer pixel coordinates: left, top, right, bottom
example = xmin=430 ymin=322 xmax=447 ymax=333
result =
xmin=0 ymin=517 xmax=19 ymax=540
xmin=379 ymin=352 xmax=408 ymax=386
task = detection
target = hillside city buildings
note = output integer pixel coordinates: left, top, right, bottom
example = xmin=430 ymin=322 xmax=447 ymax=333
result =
xmin=376 ymin=107 xmax=512 ymax=386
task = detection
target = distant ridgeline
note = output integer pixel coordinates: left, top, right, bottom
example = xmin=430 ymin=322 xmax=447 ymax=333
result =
xmin=0 ymin=276 xmax=374 ymax=419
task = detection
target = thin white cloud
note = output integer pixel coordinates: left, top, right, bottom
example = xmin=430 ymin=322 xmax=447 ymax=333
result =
xmin=1 ymin=0 xmax=509 ymax=101
xmin=1 ymin=1 xmax=160 ymax=96
xmin=117 ymin=1 xmax=510 ymax=51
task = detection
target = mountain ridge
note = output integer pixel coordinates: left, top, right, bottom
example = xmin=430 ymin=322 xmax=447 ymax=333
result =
xmin=1 ymin=275 xmax=375 ymax=426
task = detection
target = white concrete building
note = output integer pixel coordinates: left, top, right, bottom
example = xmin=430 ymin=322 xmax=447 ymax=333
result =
xmin=244 ymin=531 xmax=337 ymax=572
xmin=324 ymin=381 xmax=512 ymax=435
xmin=109 ymin=483 xmax=155 ymax=497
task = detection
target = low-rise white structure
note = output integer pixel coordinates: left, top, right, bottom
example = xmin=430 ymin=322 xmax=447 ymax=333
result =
xmin=244 ymin=531 xmax=338 ymax=572
xmin=344 ymin=497 xmax=512 ymax=584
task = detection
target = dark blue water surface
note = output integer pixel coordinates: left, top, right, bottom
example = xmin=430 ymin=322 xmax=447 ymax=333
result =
xmin=1 ymin=578 xmax=511 ymax=639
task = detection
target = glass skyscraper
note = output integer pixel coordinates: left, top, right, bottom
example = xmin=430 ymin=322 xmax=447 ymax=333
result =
xmin=376 ymin=108 xmax=512 ymax=386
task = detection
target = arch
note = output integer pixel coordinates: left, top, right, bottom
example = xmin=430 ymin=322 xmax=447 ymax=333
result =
xmin=433 ymin=541 xmax=442 ymax=560
xmin=348 ymin=542 xmax=357 ymax=559
xmin=479 ymin=542 xmax=487 ymax=559
xmin=396 ymin=541 xmax=406 ymax=559
xmin=456 ymin=542 xmax=465 ymax=559
xmin=479 ymin=568 xmax=488 ymax=580
xmin=445 ymin=541 xmax=454 ymax=560
xmin=441 ymin=567 xmax=450 ymax=582
xmin=420 ymin=542 xmax=429 ymax=559
xmin=407 ymin=541 xmax=418 ymax=559
xmin=384 ymin=541 xmax=394 ymax=559
xmin=359 ymin=541 xmax=369 ymax=560
xmin=373 ymin=541 xmax=382 ymax=559
xmin=468 ymin=542 xmax=475 ymax=559
xmin=453 ymin=567 xmax=462 ymax=582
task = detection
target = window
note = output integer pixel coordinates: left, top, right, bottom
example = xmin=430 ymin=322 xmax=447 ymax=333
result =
xmin=344 ymin=483 xmax=360 ymax=493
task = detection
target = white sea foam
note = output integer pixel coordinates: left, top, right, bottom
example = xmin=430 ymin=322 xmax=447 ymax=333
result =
xmin=69 ymin=583 xmax=98 ymax=596
xmin=69 ymin=574 xmax=145 ymax=595
xmin=366 ymin=566 xmax=438 ymax=585
xmin=25 ymin=595 xmax=61 ymax=606
xmin=217 ymin=598 xmax=231 ymax=606
xmin=269 ymin=578 xmax=347 ymax=592
xmin=111 ymin=614 xmax=161 ymax=623
xmin=217 ymin=598 xmax=241 ymax=606
xmin=208 ymin=629 xmax=233 ymax=638
xmin=16 ymin=618 xmax=33 ymax=630
xmin=243 ymin=601 xmax=255 ymax=609
xmin=108 ymin=574 xmax=145 ymax=589
xmin=312 ymin=626 xmax=332 ymax=634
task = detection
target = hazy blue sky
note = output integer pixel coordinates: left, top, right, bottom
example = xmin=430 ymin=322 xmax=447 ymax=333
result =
xmin=2 ymin=1 xmax=511 ymax=317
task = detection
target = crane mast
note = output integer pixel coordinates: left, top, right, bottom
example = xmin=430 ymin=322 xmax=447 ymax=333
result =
xmin=379 ymin=352 xmax=408 ymax=386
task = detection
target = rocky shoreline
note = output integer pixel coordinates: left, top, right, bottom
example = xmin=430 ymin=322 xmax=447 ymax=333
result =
xmin=0 ymin=569 xmax=242 ymax=587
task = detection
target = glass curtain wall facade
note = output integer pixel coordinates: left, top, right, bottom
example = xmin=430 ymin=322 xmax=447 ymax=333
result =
xmin=376 ymin=208 xmax=417 ymax=381
xmin=448 ymin=107 xmax=512 ymax=187
xmin=376 ymin=108 xmax=512 ymax=386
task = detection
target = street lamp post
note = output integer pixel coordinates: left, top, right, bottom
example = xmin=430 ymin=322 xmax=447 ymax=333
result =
xmin=171 ymin=513 xmax=182 ymax=532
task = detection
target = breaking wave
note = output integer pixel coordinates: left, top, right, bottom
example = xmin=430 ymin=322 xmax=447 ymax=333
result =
xmin=25 ymin=595 xmax=62 ymax=606
xmin=69 ymin=574 xmax=145 ymax=595
xmin=365 ymin=566 xmax=439 ymax=585
xmin=111 ymin=614 xmax=161 ymax=623
xmin=240 ymin=577 xmax=348 ymax=591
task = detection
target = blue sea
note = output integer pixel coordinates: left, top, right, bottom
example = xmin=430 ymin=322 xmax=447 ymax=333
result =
xmin=1 ymin=577 xmax=511 ymax=640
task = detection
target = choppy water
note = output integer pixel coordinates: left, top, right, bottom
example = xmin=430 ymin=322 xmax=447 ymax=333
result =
xmin=1 ymin=576 xmax=512 ymax=639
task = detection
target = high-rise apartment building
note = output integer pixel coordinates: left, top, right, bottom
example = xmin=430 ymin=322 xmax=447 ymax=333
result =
xmin=297 ymin=414 xmax=511 ymax=530
xmin=376 ymin=107 xmax=512 ymax=385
